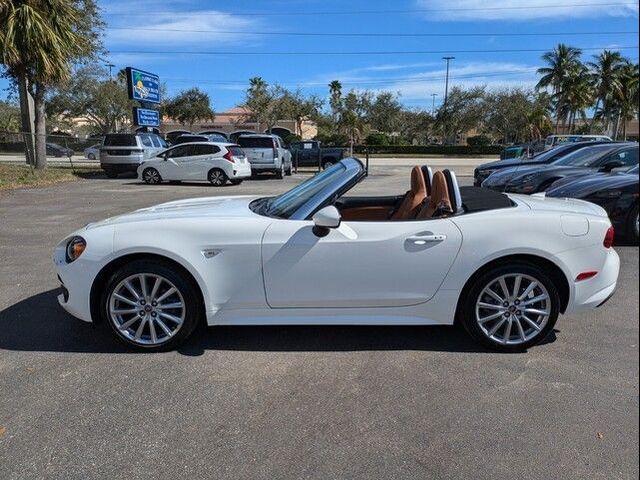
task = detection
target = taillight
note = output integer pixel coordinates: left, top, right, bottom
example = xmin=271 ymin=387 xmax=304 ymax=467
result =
xmin=223 ymin=150 xmax=235 ymax=163
xmin=273 ymin=141 xmax=278 ymax=160
xmin=603 ymin=226 xmax=615 ymax=248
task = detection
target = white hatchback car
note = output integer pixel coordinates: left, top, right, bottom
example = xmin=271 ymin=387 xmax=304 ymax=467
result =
xmin=137 ymin=142 xmax=251 ymax=186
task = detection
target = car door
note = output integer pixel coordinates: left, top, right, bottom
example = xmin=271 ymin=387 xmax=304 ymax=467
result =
xmin=162 ymin=145 xmax=195 ymax=180
xmin=261 ymin=218 xmax=463 ymax=308
xmin=191 ymin=144 xmax=221 ymax=179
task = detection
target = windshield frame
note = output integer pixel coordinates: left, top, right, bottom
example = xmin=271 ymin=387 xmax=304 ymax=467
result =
xmin=251 ymin=158 xmax=365 ymax=220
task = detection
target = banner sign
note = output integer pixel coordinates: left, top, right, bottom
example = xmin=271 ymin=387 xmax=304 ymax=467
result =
xmin=133 ymin=107 xmax=161 ymax=127
xmin=126 ymin=67 xmax=160 ymax=104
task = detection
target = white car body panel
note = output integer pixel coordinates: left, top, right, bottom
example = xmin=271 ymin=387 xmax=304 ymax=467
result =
xmin=55 ymin=184 xmax=620 ymax=330
xmin=137 ymin=143 xmax=251 ymax=182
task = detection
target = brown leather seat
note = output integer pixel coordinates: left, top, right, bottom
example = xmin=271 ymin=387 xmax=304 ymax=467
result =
xmin=416 ymin=171 xmax=452 ymax=219
xmin=390 ymin=166 xmax=427 ymax=220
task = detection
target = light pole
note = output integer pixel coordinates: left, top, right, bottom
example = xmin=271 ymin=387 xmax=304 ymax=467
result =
xmin=105 ymin=63 xmax=115 ymax=80
xmin=430 ymin=93 xmax=438 ymax=115
xmin=441 ymin=56 xmax=455 ymax=144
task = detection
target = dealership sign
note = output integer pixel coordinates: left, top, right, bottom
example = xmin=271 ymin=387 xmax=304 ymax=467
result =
xmin=133 ymin=107 xmax=161 ymax=127
xmin=126 ymin=67 xmax=160 ymax=104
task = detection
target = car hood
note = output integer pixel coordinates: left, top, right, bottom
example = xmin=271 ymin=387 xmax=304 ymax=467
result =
xmin=547 ymin=172 xmax=639 ymax=198
xmin=85 ymin=195 xmax=262 ymax=229
xmin=511 ymin=193 xmax=607 ymax=216
xmin=482 ymin=165 xmax=542 ymax=185
xmin=478 ymin=157 xmax=546 ymax=171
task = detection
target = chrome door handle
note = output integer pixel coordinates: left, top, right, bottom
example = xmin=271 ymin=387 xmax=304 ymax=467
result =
xmin=407 ymin=234 xmax=447 ymax=244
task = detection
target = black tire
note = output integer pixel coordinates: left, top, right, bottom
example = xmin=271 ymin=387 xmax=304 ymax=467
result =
xmin=275 ymin=163 xmax=284 ymax=179
xmin=88 ymin=153 xmax=96 ymax=160
xmin=285 ymin=166 xmax=292 ymax=176
xmin=459 ymin=262 xmax=560 ymax=352
xmin=626 ymin=204 xmax=639 ymax=244
xmin=104 ymin=169 xmax=118 ymax=179
xmin=229 ymin=179 xmax=243 ymax=185
xmin=142 ymin=167 xmax=162 ymax=184
xmin=100 ymin=259 xmax=203 ymax=352
xmin=208 ymin=168 xmax=228 ymax=186
xmin=322 ymin=159 xmax=336 ymax=170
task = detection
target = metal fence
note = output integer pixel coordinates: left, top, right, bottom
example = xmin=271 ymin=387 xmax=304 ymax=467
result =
xmin=0 ymin=131 xmax=102 ymax=167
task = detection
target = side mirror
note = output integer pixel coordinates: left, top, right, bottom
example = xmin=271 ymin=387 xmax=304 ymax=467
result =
xmin=312 ymin=206 xmax=341 ymax=237
xmin=600 ymin=160 xmax=624 ymax=172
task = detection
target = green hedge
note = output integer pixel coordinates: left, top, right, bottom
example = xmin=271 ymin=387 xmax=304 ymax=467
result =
xmin=353 ymin=144 xmax=502 ymax=155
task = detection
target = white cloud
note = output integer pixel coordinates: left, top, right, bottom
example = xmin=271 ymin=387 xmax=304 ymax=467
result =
xmin=415 ymin=0 xmax=639 ymax=21
xmin=103 ymin=1 xmax=263 ymax=48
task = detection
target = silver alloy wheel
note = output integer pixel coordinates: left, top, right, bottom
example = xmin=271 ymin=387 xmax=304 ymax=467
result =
xmin=209 ymin=170 xmax=225 ymax=186
xmin=143 ymin=168 xmax=160 ymax=184
xmin=108 ymin=273 xmax=186 ymax=346
xmin=475 ymin=273 xmax=551 ymax=345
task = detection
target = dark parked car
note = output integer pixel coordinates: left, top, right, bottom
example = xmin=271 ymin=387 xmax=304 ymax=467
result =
xmin=482 ymin=143 xmax=638 ymax=193
xmin=46 ymin=142 xmax=74 ymax=157
xmin=289 ymin=141 xmax=348 ymax=169
xmin=174 ymin=134 xmax=228 ymax=145
xmin=547 ymin=165 xmax=639 ymax=243
xmin=474 ymin=140 xmax=613 ymax=186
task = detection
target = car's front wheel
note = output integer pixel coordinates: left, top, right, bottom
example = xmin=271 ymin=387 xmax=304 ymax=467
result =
xmin=142 ymin=167 xmax=162 ymax=184
xmin=459 ymin=263 xmax=560 ymax=352
xmin=208 ymin=168 xmax=228 ymax=186
xmin=101 ymin=260 xmax=202 ymax=351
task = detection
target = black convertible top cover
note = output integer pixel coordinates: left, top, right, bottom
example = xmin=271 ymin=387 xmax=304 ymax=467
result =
xmin=459 ymin=186 xmax=514 ymax=213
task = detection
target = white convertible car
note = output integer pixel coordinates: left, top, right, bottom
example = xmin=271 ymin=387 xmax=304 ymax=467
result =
xmin=54 ymin=158 xmax=620 ymax=352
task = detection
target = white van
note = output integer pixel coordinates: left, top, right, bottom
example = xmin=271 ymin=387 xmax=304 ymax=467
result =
xmin=544 ymin=134 xmax=612 ymax=150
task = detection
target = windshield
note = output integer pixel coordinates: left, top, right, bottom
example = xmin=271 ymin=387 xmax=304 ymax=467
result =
xmin=238 ymin=137 xmax=274 ymax=148
xmin=553 ymin=145 xmax=618 ymax=167
xmin=257 ymin=163 xmax=347 ymax=219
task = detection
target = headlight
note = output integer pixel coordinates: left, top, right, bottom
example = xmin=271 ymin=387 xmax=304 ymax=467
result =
xmin=66 ymin=236 xmax=86 ymax=262
xmin=594 ymin=190 xmax=622 ymax=199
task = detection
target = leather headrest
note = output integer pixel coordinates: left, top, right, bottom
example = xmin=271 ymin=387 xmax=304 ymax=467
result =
xmin=421 ymin=165 xmax=433 ymax=196
xmin=410 ymin=165 xmax=427 ymax=195
xmin=429 ymin=171 xmax=451 ymax=209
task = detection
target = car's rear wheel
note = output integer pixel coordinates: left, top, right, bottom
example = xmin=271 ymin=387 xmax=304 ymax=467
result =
xmin=285 ymin=165 xmax=292 ymax=176
xmin=460 ymin=263 xmax=560 ymax=352
xmin=101 ymin=260 xmax=202 ymax=351
xmin=88 ymin=153 xmax=96 ymax=160
xmin=275 ymin=163 xmax=284 ymax=179
xmin=142 ymin=167 xmax=162 ymax=184
xmin=208 ymin=168 xmax=228 ymax=186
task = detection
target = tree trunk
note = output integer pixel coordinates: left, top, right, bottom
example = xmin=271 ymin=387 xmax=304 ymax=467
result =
xmin=33 ymin=83 xmax=47 ymax=170
xmin=17 ymin=72 xmax=36 ymax=166
xmin=590 ymin=98 xmax=600 ymax=133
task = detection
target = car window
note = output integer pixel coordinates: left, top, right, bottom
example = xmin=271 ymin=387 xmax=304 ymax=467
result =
xmin=192 ymin=144 xmax=220 ymax=155
xmin=227 ymin=146 xmax=245 ymax=157
xmin=140 ymin=135 xmax=153 ymax=147
xmin=103 ymin=134 xmax=137 ymax=147
xmin=606 ymin=147 xmax=639 ymax=167
xmin=166 ymin=145 xmax=193 ymax=158
xmin=238 ymin=137 xmax=274 ymax=148
xmin=553 ymin=145 xmax=620 ymax=167
xmin=149 ymin=135 xmax=162 ymax=148
xmin=263 ymin=163 xmax=347 ymax=218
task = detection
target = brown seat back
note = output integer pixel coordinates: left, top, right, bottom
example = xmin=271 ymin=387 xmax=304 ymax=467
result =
xmin=416 ymin=171 xmax=452 ymax=219
xmin=390 ymin=166 xmax=427 ymax=220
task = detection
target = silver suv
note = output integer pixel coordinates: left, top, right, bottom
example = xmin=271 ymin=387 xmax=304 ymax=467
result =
xmin=100 ymin=133 xmax=167 ymax=178
xmin=237 ymin=134 xmax=292 ymax=178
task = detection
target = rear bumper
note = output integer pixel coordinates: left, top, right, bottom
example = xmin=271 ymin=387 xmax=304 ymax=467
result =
xmin=229 ymin=162 xmax=252 ymax=179
xmin=251 ymin=162 xmax=278 ymax=172
xmin=101 ymin=163 xmax=140 ymax=173
xmin=562 ymin=247 xmax=620 ymax=314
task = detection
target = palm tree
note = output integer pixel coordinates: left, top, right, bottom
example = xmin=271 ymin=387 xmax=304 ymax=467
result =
xmin=561 ymin=65 xmax=594 ymax=133
xmin=587 ymin=50 xmax=624 ymax=134
xmin=0 ymin=0 xmax=100 ymax=169
xmin=536 ymin=44 xmax=583 ymax=133
xmin=612 ymin=61 xmax=639 ymax=140
xmin=328 ymin=80 xmax=343 ymax=123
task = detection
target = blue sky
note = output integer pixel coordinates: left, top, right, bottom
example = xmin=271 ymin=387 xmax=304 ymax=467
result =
xmin=3 ymin=0 xmax=639 ymax=111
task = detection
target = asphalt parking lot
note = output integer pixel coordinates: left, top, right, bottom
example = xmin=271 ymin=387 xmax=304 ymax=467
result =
xmin=1 ymin=165 xmax=638 ymax=480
